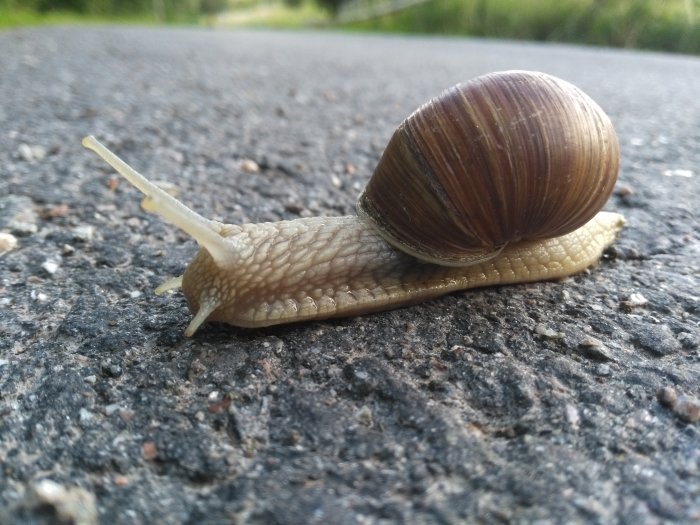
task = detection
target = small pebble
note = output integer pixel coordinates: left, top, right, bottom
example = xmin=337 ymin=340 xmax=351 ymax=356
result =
xmin=41 ymin=259 xmax=59 ymax=275
xmin=17 ymin=143 xmax=47 ymax=162
xmin=0 ymin=232 xmax=18 ymax=256
xmin=356 ymin=405 xmax=373 ymax=426
xmin=657 ymin=386 xmax=677 ymax=408
xmin=565 ymin=403 xmax=580 ymax=430
xmin=579 ymin=335 xmax=614 ymax=361
xmin=627 ymin=292 xmax=648 ymax=305
xmin=79 ymin=408 xmax=94 ymax=425
xmin=615 ymin=184 xmax=635 ymax=197
xmin=580 ymin=335 xmax=604 ymax=348
xmin=106 ymin=176 xmax=120 ymax=192
xmin=620 ymin=292 xmax=648 ymax=312
xmin=25 ymin=480 xmax=97 ymax=525
xmin=674 ymin=397 xmax=700 ymax=423
xmin=104 ymin=404 xmax=121 ymax=416
xmin=535 ymin=323 xmax=563 ymax=339
xmin=286 ymin=429 xmax=302 ymax=446
xmin=72 ymin=225 xmax=95 ymax=241
xmin=142 ymin=441 xmax=157 ymax=461
xmin=662 ymin=168 xmax=693 ymax=178
xmin=240 ymin=159 xmax=260 ymax=173
xmin=113 ymin=475 xmax=129 ymax=487
xmin=330 ymin=173 xmax=342 ymax=188
xmin=284 ymin=202 xmax=305 ymax=214
xmin=31 ymin=291 xmax=48 ymax=303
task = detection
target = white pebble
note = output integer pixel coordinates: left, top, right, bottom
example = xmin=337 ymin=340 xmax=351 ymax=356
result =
xmin=72 ymin=225 xmax=95 ymax=241
xmin=662 ymin=169 xmax=693 ymax=178
xmin=565 ymin=403 xmax=580 ymax=430
xmin=18 ymin=143 xmax=47 ymax=162
xmin=240 ymin=159 xmax=260 ymax=173
xmin=627 ymin=293 xmax=649 ymax=307
xmin=0 ymin=232 xmax=18 ymax=256
xmin=79 ymin=408 xmax=94 ymax=424
xmin=534 ymin=323 xmax=563 ymax=339
xmin=42 ymin=260 xmax=59 ymax=275
xmin=104 ymin=404 xmax=121 ymax=416
xmin=29 ymin=479 xmax=98 ymax=525
xmin=31 ymin=291 xmax=49 ymax=303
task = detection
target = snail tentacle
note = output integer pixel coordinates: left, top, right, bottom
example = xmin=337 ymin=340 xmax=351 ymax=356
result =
xmin=185 ymin=296 xmax=220 ymax=337
xmin=155 ymin=275 xmax=183 ymax=295
xmin=82 ymin=136 xmax=242 ymax=270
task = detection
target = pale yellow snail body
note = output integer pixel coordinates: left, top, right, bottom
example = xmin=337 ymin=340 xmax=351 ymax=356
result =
xmin=83 ymin=71 xmax=624 ymax=336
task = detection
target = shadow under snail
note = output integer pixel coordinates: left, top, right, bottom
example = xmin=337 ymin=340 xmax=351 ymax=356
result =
xmin=83 ymin=70 xmax=624 ymax=336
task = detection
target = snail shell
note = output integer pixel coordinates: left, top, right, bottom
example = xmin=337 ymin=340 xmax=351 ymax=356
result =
xmin=82 ymin=70 xmax=624 ymax=334
xmin=358 ymin=71 xmax=620 ymax=265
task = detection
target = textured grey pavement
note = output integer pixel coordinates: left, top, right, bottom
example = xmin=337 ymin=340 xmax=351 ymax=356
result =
xmin=1 ymin=27 xmax=699 ymax=524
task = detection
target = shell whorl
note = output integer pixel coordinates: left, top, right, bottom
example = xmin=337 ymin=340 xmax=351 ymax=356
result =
xmin=357 ymin=70 xmax=620 ymax=266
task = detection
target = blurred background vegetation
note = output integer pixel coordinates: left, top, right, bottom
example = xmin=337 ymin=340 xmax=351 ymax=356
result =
xmin=2 ymin=0 xmax=698 ymax=54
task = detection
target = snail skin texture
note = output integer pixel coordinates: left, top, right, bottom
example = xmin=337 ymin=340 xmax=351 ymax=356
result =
xmin=83 ymin=70 xmax=625 ymax=336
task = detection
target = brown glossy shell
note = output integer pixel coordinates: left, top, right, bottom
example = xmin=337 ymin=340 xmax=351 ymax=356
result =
xmin=357 ymin=70 xmax=620 ymax=266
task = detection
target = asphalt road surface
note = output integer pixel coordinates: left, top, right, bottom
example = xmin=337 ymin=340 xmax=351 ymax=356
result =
xmin=1 ymin=27 xmax=699 ymax=524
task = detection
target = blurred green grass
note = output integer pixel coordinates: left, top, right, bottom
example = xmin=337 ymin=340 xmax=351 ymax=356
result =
xmin=1 ymin=0 xmax=698 ymax=55
xmin=0 ymin=8 xmax=153 ymax=27
xmin=339 ymin=0 xmax=700 ymax=54
xmin=215 ymin=0 xmax=326 ymax=28
xmin=0 ymin=0 xmax=206 ymax=27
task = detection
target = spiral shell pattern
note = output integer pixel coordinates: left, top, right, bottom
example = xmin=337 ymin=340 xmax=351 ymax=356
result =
xmin=357 ymin=70 xmax=620 ymax=266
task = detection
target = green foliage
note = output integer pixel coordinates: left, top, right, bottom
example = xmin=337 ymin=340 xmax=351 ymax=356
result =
xmin=317 ymin=0 xmax=345 ymax=16
xmin=215 ymin=0 xmax=325 ymax=27
xmin=0 ymin=0 xmax=226 ymax=23
xmin=2 ymin=0 xmax=698 ymax=55
xmin=342 ymin=0 xmax=700 ymax=54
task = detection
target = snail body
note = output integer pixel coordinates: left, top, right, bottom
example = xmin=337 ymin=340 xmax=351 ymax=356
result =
xmin=83 ymin=71 xmax=624 ymax=336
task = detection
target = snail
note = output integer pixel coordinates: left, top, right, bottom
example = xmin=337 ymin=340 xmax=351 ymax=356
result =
xmin=83 ymin=70 xmax=624 ymax=336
